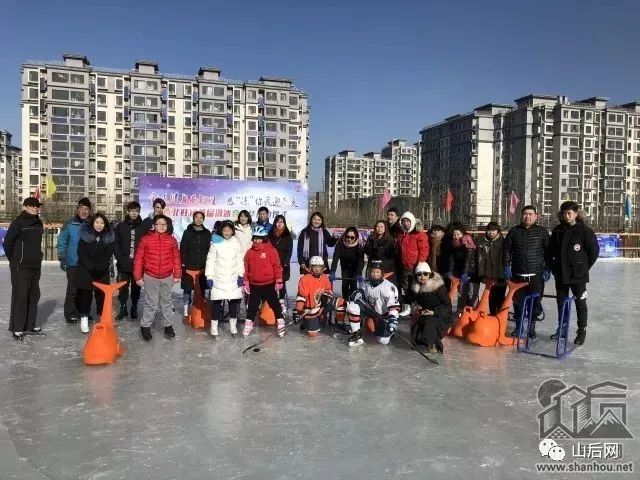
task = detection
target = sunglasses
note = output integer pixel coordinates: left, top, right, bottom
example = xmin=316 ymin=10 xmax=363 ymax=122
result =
xmin=345 ymin=235 xmax=357 ymax=240
xmin=416 ymin=272 xmax=430 ymax=277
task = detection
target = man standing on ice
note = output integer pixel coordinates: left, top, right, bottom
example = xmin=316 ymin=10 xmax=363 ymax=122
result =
xmin=548 ymin=201 xmax=599 ymax=345
xmin=503 ymin=205 xmax=550 ymax=339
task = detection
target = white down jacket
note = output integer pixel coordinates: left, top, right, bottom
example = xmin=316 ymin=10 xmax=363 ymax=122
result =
xmin=235 ymin=223 xmax=253 ymax=253
xmin=205 ymin=235 xmax=245 ymax=301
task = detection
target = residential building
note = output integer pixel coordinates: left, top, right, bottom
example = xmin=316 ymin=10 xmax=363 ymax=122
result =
xmin=0 ymin=130 xmax=22 ymax=211
xmin=324 ymin=139 xmax=421 ymax=212
xmin=381 ymin=139 xmax=420 ymax=197
xmin=20 ymin=54 xmax=309 ymax=217
xmin=420 ymin=94 xmax=640 ymax=227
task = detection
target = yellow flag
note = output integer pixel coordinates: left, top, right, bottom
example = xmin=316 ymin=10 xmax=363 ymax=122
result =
xmin=45 ymin=175 xmax=57 ymax=198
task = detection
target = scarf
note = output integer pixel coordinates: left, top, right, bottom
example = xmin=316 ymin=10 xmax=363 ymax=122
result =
xmin=274 ymin=226 xmax=285 ymax=237
xmin=303 ymin=226 xmax=324 ymax=260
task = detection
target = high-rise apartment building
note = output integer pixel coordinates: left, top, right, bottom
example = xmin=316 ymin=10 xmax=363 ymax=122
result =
xmin=0 ymin=130 xmax=22 ymax=211
xmin=20 ymin=54 xmax=309 ymax=216
xmin=324 ymin=139 xmax=420 ymax=212
xmin=420 ymin=94 xmax=640 ymax=227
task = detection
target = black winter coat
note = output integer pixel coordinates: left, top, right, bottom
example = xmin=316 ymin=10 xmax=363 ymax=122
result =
xmin=443 ymin=236 xmax=475 ymax=277
xmin=297 ymin=226 xmax=337 ymax=269
xmin=476 ymin=234 xmax=505 ymax=281
xmin=387 ymin=221 xmax=403 ymax=239
xmin=113 ymin=216 xmax=147 ymax=272
xmin=2 ymin=211 xmax=44 ymax=268
xmin=503 ymin=224 xmax=550 ymax=275
xmin=269 ymin=232 xmax=293 ymax=282
xmin=405 ymin=273 xmax=454 ymax=352
xmin=549 ymin=221 xmax=599 ymax=284
xmin=180 ymin=224 xmax=211 ymax=270
xmin=330 ymin=240 xmax=364 ymax=276
xmin=363 ymin=234 xmax=396 ymax=273
xmin=76 ymin=225 xmax=115 ymax=290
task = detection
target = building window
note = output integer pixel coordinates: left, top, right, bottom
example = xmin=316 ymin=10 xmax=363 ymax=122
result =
xmin=247 ymin=90 xmax=257 ymax=100
xmin=30 ymin=140 xmax=39 ymax=152
xmin=97 ymin=111 xmax=107 ymax=122
xmin=97 ymin=127 xmax=107 ymax=138
xmin=184 ymin=85 xmax=192 ymax=96
xmin=28 ymin=70 xmax=39 ymax=82
xmin=266 ymin=91 xmax=277 ymax=102
xmin=168 ymin=83 xmax=176 ymax=95
xmin=184 ymin=132 xmax=191 ymax=144
xmin=97 ymin=177 xmax=106 ymax=188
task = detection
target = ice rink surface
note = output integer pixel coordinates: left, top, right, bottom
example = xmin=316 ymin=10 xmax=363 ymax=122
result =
xmin=0 ymin=261 xmax=638 ymax=479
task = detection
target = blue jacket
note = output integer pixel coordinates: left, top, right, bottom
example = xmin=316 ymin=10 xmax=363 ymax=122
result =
xmin=57 ymin=216 xmax=86 ymax=267
xmin=256 ymin=220 xmax=272 ymax=233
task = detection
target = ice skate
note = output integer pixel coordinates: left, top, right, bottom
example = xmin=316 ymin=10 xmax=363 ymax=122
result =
xmin=80 ymin=316 xmax=89 ymax=334
xmin=25 ymin=327 xmax=46 ymax=336
xmin=210 ymin=320 xmax=219 ymax=337
xmin=13 ymin=332 xmax=26 ymax=342
xmin=243 ymin=319 xmax=254 ymax=337
xmin=229 ymin=318 xmax=238 ymax=336
xmin=348 ymin=330 xmax=364 ymax=347
xmin=277 ymin=318 xmax=286 ymax=338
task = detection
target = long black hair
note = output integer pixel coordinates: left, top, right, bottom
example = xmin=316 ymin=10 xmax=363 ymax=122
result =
xmin=342 ymin=226 xmax=360 ymax=244
xmin=90 ymin=212 xmax=112 ymax=233
xmin=307 ymin=211 xmax=325 ymax=229
xmin=236 ymin=209 xmax=252 ymax=226
xmin=269 ymin=214 xmax=291 ymax=238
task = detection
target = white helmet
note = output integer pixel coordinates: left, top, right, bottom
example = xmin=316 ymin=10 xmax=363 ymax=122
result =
xmin=415 ymin=262 xmax=432 ymax=275
xmin=309 ymin=256 xmax=324 ymax=267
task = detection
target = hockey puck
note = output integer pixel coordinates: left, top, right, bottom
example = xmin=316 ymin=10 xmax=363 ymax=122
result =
xmin=253 ymin=348 xmax=261 ymax=352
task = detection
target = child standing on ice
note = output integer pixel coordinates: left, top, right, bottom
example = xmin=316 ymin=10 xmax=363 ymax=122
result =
xmin=242 ymin=225 xmax=285 ymax=337
xmin=205 ymin=220 xmax=244 ymax=337
xmin=295 ymin=256 xmax=333 ymax=336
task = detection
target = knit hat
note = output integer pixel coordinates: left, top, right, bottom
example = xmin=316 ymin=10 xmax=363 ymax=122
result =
xmin=77 ymin=197 xmax=92 ymax=209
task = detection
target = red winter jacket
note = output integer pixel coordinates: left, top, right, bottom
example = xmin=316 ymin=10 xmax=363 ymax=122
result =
xmin=133 ymin=231 xmax=182 ymax=281
xmin=244 ymin=241 xmax=283 ymax=285
xmin=396 ymin=211 xmax=430 ymax=270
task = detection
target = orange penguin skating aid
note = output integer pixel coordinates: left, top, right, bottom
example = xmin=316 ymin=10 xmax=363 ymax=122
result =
xmin=83 ymin=281 xmax=127 ymax=365
xmin=465 ymin=280 xmax=528 ymax=347
xmin=185 ymin=269 xmax=209 ymax=329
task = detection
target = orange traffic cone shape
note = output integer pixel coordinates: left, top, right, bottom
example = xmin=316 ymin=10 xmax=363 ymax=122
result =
xmin=83 ymin=281 xmax=127 ymax=365
xmin=465 ymin=280 xmax=528 ymax=347
xmin=448 ymin=276 xmax=461 ymax=304
xmin=186 ymin=270 xmax=206 ymax=329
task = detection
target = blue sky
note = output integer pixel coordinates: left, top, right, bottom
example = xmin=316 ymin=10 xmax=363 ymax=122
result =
xmin=1 ymin=0 xmax=639 ymax=191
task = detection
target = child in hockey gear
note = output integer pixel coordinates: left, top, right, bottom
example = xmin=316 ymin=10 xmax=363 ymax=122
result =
xmin=346 ymin=261 xmax=401 ymax=346
xmin=243 ymin=225 xmax=285 ymax=337
xmin=404 ymin=262 xmax=454 ymax=353
xmin=205 ymin=220 xmax=244 ymax=337
xmin=180 ymin=211 xmax=211 ymax=317
xmin=295 ymin=256 xmax=333 ymax=337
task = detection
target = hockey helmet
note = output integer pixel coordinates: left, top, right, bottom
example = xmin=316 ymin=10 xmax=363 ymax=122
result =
xmin=251 ymin=225 xmax=268 ymax=238
xmin=309 ymin=256 xmax=324 ymax=267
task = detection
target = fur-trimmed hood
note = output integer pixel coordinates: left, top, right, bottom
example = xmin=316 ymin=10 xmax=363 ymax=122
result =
xmin=411 ymin=272 xmax=445 ymax=294
xmin=400 ymin=211 xmax=423 ymax=233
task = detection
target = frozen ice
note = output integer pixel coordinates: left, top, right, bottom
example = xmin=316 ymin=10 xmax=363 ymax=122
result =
xmin=0 ymin=260 xmax=639 ymax=479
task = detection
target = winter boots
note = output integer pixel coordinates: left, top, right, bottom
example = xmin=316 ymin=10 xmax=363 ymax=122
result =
xmin=164 ymin=326 xmax=175 ymax=339
xmin=116 ymin=303 xmax=128 ymax=321
xmin=141 ymin=326 xmax=152 ymax=341
xmin=242 ymin=319 xmax=254 ymax=337
xmin=229 ymin=318 xmax=238 ymax=336
xmin=574 ymin=328 xmax=586 ymax=346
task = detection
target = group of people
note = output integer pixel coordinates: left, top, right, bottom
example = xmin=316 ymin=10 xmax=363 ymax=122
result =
xmin=4 ymin=194 xmax=599 ymax=352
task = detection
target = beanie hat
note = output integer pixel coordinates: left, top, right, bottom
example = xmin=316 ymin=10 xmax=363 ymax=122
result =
xmin=77 ymin=197 xmax=92 ymax=209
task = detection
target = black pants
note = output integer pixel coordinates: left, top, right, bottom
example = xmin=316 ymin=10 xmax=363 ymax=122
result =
xmin=555 ymin=281 xmax=588 ymax=329
xmin=513 ymin=273 xmax=545 ymax=327
xmin=340 ymin=268 xmax=358 ymax=300
xmin=398 ymin=268 xmax=413 ymax=304
xmin=77 ymin=275 xmax=108 ymax=317
xmin=246 ymin=283 xmax=283 ymax=321
xmin=117 ymin=271 xmax=141 ymax=306
xmin=9 ymin=266 xmax=41 ymax=333
xmin=211 ymin=299 xmax=241 ymax=320
xmin=64 ymin=266 xmax=80 ymax=320
xmin=489 ymin=284 xmax=508 ymax=316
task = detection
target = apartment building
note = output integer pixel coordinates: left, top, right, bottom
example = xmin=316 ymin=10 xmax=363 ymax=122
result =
xmin=381 ymin=139 xmax=420 ymax=197
xmin=20 ymin=54 xmax=309 ymax=216
xmin=0 ymin=130 xmax=22 ymax=211
xmin=420 ymin=94 xmax=640 ymax=227
xmin=324 ymin=139 xmax=421 ymax=212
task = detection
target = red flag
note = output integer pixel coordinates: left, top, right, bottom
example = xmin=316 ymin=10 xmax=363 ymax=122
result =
xmin=509 ymin=191 xmax=520 ymax=215
xmin=444 ymin=189 xmax=454 ymax=212
xmin=379 ymin=188 xmax=391 ymax=211
xmin=33 ymin=186 xmax=41 ymax=201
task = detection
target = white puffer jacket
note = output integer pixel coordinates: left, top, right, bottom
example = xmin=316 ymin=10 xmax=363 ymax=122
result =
xmin=205 ymin=236 xmax=245 ymax=301
xmin=235 ymin=223 xmax=253 ymax=253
